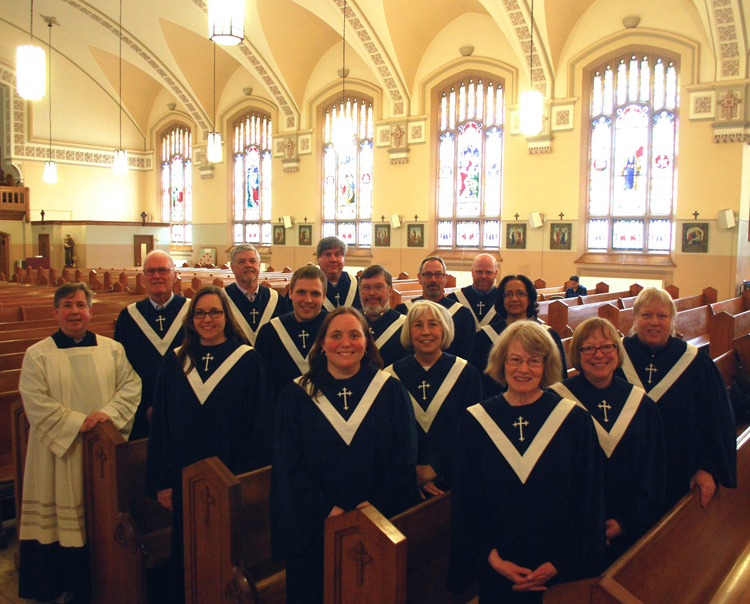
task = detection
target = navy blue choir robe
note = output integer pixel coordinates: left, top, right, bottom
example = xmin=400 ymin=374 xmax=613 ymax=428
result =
xmin=224 ymin=282 xmax=288 ymax=346
xmin=448 ymin=391 xmax=605 ymax=603
xmin=254 ymin=310 xmax=327 ymax=397
xmin=448 ymin=285 xmax=499 ymax=332
xmin=550 ymin=375 xmax=665 ymax=564
xmin=324 ymin=271 xmax=362 ymax=311
xmin=366 ymin=309 xmax=409 ymax=368
xmin=395 ymin=296 xmax=475 ymax=361
xmin=271 ymin=364 xmax=417 ymax=604
xmin=617 ymin=335 xmax=737 ymax=511
xmin=145 ymin=338 xmax=273 ymax=604
xmin=472 ymin=320 xmax=568 ymax=398
xmin=114 ymin=295 xmax=188 ymax=440
xmin=386 ymin=353 xmax=483 ymax=491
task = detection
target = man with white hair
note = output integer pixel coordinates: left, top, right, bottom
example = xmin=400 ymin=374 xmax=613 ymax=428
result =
xmin=448 ymin=253 xmax=499 ymax=331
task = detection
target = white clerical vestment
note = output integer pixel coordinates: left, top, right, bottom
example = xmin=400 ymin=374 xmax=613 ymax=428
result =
xmin=19 ymin=334 xmax=141 ymax=547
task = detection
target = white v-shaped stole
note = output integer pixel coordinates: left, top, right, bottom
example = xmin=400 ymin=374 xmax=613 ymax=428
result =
xmin=621 ymin=344 xmax=697 ymax=403
xmin=386 ymin=358 xmax=466 ymax=433
xmin=226 ymin=287 xmax=279 ymax=345
xmin=295 ymin=370 xmax=390 ymax=445
xmin=127 ymin=301 xmax=189 ymax=356
xmin=468 ymin=398 xmax=576 ymax=484
xmin=454 ymin=289 xmax=497 ymax=331
xmin=180 ymin=345 xmax=252 ymax=404
xmin=270 ymin=317 xmax=310 ymax=374
xmin=549 ymin=383 xmax=644 ymax=458
xmin=374 ymin=314 xmax=406 ymax=349
xmin=323 ymin=279 xmax=357 ymax=311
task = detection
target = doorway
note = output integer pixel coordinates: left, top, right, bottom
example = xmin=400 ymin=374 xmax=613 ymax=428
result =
xmin=134 ymin=235 xmax=154 ymax=267
xmin=38 ymin=234 xmax=50 ymax=260
xmin=0 ymin=233 xmax=8 ymax=280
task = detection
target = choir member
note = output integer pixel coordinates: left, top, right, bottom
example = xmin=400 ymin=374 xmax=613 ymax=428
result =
xmin=317 ymin=236 xmax=361 ymax=310
xmin=617 ymin=287 xmax=737 ymax=511
xmin=114 ymin=250 xmax=187 ymax=439
xmin=549 ymin=317 xmax=665 ymax=564
xmin=224 ymin=243 xmax=288 ymax=345
xmin=394 ymin=256 xmax=475 ymax=360
xmin=359 ymin=264 xmax=409 ymax=367
xmin=19 ymin=283 xmax=142 ymax=604
xmin=473 ymin=274 xmax=567 ymax=397
xmin=447 ymin=252 xmax=499 ymax=331
xmin=146 ymin=286 xmax=273 ymax=604
xmin=449 ymin=321 xmax=604 ymax=603
xmin=255 ymin=265 xmax=328 ymax=395
xmin=272 ymin=306 xmax=417 ymax=604
xmin=386 ymin=300 xmax=483 ymax=499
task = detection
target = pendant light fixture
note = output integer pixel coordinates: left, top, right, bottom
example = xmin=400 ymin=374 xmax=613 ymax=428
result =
xmin=43 ymin=17 xmax=58 ymax=184
xmin=208 ymin=0 xmax=244 ymax=46
xmin=113 ymin=0 xmax=128 ymax=176
xmin=519 ymin=0 xmax=543 ymax=136
xmin=206 ymin=42 xmax=222 ymax=163
xmin=331 ymin=0 xmax=351 ymax=153
xmin=17 ymin=0 xmax=45 ymax=100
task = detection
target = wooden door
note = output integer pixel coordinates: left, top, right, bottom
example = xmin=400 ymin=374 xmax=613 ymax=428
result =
xmin=0 ymin=233 xmax=8 ymax=281
xmin=38 ymin=233 xmax=50 ymax=259
xmin=134 ymin=235 xmax=154 ymax=267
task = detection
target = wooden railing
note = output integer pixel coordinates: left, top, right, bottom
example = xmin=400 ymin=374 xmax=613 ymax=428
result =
xmin=0 ymin=186 xmax=29 ymax=221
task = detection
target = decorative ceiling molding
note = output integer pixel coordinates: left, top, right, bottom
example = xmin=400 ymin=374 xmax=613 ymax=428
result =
xmin=706 ymin=0 xmax=746 ymax=80
xmin=501 ymin=0 xmax=551 ymax=98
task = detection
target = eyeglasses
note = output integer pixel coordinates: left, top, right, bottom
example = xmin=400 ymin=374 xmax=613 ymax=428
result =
xmin=144 ymin=267 xmax=171 ymax=276
xmin=503 ymin=290 xmax=529 ymax=299
xmin=579 ymin=343 xmax=618 ymax=356
xmin=421 ymin=272 xmax=446 ymax=280
xmin=506 ymin=356 xmax=544 ymax=368
xmin=360 ymin=284 xmax=388 ymax=293
xmin=193 ymin=309 xmax=224 ymax=319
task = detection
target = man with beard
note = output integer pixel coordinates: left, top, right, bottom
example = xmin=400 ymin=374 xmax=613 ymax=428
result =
xmin=448 ymin=253 xmax=499 ymax=331
xmin=316 ymin=236 xmax=361 ymax=310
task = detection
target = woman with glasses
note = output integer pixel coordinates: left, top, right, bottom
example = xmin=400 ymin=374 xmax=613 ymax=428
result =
xmin=549 ymin=318 xmax=665 ymax=565
xmin=449 ymin=321 xmax=604 ymax=603
xmin=472 ymin=275 xmax=567 ymax=397
xmin=146 ymin=286 xmax=273 ymax=604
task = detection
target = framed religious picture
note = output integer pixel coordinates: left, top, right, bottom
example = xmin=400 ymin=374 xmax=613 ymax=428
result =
xmin=273 ymin=224 xmax=286 ymax=245
xmin=550 ymin=223 xmax=572 ymax=250
xmin=298 ymin=224 xmax=313 ymax=246
xmin=374 ymin=223 xmax=391 ymax=247
xmin=407 ymin=224 xmax=424 ymax=248
xmin=682 ymin=222 xmax=708 ymax=253
xmin=506 ymin=223 xmax=526 ymax=250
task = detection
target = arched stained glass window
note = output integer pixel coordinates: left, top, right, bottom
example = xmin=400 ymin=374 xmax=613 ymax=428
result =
xmin=233 ymin=111 xmax=273 ymax=245
xmin=587 ymin=53 xmax=677 ymax=253
xmin=436 ymin=78 xmax=503 ymax=249
xmin=322 ymin=98 xmax=373 ymax=246
xmin=161 ymin=125 xmax=192 ymax=244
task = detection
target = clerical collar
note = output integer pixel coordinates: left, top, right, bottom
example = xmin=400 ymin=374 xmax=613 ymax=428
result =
xmin=149 ymin=292 xmax=175 ymax=311
xmin=470 ymin=285 xmax=494 ymax=297
xmin=52 ymin=329 xmax=97 ymax=348
xmin=235 ymin=282 xmax=259 ymax=302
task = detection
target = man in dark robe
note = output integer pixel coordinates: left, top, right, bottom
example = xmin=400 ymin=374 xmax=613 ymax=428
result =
xmin=394 ymin=256 xmax=475 ymax=360
xmin=224 ymin=243 xmax=287 ymax=345
xmin=447 ymin=252 xmax=499 ymax=331
xmin=359 ymin=264 xmax=409 ymax=367
xmin=114 ymin=250 xmax=187 ymax=440
xmin=317 ymin=236 xmax=361 ymax=310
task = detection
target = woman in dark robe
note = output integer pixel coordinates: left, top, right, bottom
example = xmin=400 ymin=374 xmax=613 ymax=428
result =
xmin=271 ymin=306 xmax=417 ymax=604
xmin=146 ymin=286 xmax=273 ymax=604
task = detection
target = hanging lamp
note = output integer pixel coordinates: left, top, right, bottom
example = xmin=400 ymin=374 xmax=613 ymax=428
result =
xmin=207 ymin=42 xmax=222 ymax=163
xmin=331 ymin=0 xmax=352 ymax=153
xmin=208 ymin=0 xmax=244 ymax=46
xmin=113 ymin=0 xmax=128 ymax=175
xmin=17 ymin=0 xmax=45 ymax=100
xmin=519 ymin=0 xmax=543 ymax=136
xmin=43 ymin=17 xmax=58 ymax=183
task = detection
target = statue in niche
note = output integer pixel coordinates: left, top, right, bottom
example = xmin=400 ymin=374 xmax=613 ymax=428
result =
xmin=64 ymin=234 xmax=77 ymax=268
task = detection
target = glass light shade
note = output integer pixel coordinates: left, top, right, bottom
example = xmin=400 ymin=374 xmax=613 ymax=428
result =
xmin=43 ymin=161 xmax=57 ymax=184
xmin=16 ymin=45 xmax=45 ymax=100
xmin=519 ymin=89 xmax=543 ymax=136
xmin=332 ymin=113 xmax=352 ymax=154
xmin=207 ymin=132 xmax=222 ymax=163
xmin=113 ymin=149 xmax=128 ymax=176
xmin=208 ymin=0 xmax=245 ymax=45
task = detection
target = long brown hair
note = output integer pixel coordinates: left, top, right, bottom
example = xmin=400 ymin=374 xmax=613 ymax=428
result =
xmin=176 ymin=286 xmax=249 ymax=375
xmin=299 ymin=306 xmax=383 ymax=400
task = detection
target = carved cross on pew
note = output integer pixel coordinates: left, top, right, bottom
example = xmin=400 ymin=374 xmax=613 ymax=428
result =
xmin=513 ymin=416 xmax=529 ymax=442
xmin=299 ymin=330 xmax=310 ymax=349
xmin=693 ymin=211 xmax=700 ymax=219
xmin=338 ymin=388 xmax=353 ymax=411
xmin=96 ymin=446 xmax=108 ymax=479
xmin=645 ymin=363 xmax=658 ymax=384
xmin=598 ymin=400 xmax=611 ymax=423
xmin=155 ymin=315 xmax=166 ymax=332
xmin=249 ymin=308 xmax=259 ymax=325
xmin=349 ymin=540 xmax=373 ymax=586
xmin=202 ymin=485 xmax=215 ymax=523
xmin=418 ymin=380 xmax=430 ymax=401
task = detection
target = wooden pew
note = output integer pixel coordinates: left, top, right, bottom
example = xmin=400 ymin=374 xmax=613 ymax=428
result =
xmin=673 ymin=287 xmax=718 ymax=313
xmin=544 ymin=426 xmax=750 ymax=604
xmin=710 ymin=290 xmax=750 ymax=317
xmin=709 ymin=310 xmax=750 ymax=359
xmin=674 ymin=305 xmax=712 ymax=349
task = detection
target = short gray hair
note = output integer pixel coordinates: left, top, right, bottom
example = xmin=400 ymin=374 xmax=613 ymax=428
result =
xmin=230 ymin=244 xmax=259 ymax=264
xmin=316 ymin=236 xmax=347 ymax=258
xmin=418 ymin=256 xmax=446 ymax=275
xmin=360 ymin=264 xmax=392 ymax=288
xmin=143 ymin=250 xmax=175 ymax=269
xmin=400 ymin=300 xmax=455 ymax=350
xmin=54 ymin=282 xmax=93 ymax=308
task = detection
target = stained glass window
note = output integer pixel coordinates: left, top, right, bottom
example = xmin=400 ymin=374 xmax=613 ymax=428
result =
xmin=233 ymin=111 xmax=273 ymax=245
xmin=437 ymin=78 xmax=503 ymax=249
xmin=322 ymin=98 xmax=373 ymax=246
xmin=587 ymin=53 xmax=677 ymax=252
xmin=161 ymin=125 xmax=192 ymax=244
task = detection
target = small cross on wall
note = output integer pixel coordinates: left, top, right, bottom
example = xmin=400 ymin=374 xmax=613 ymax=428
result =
xmin=514 ymin=213 xmax=520 ymax=220
xmin=693 ymin=211 xmax=700 ymax=220
xmin=414 ymin=215 xmax=419 ymax=221
xmin=559 ymin=212 xmax=565 ymax=220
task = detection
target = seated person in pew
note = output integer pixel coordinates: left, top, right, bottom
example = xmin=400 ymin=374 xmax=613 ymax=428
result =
xmin=225 ymin=243 xmax=287 ymax=346
xmin=472 ymin=275 xmax=567 ymax=397
xmin=549 ymin=317 xmax=665 ymax=565
xmin=447 ymin=252 xmax=499 ymax=331
xmin=114 ymin=250 xmax=188 ymax=440
xmin=564 ymin=275 xmax=588 ymax=298
xmin=317 ymin=236 xmax=361 ymax=310
xmin=359 ymin=264 xmax=409 ymax=367
xmin=449 ymin=321 xmax=605 ymax=603
xmin=255 ymin=265 xmax=328 ymax=396
xmin=395 ymin=256 xmax=475 ymax=361
xmin=271 ymin=307 xmax=417 ymax=604
xmin=617 ymin=287 xmax=737 ymax=512
xmin=386 ymin=301 xmax=483 ymax=499
xmin=19 ymin=283 xmax=142 ymax=604
xmin=146 ymin=286 xmax=273 ymax=604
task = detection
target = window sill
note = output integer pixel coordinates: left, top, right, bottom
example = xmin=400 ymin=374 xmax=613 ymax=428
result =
xmin=575 ymin=252 xmax=675 ymax=268
xmin=170 ymin=245 xmax=193 ymax=252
